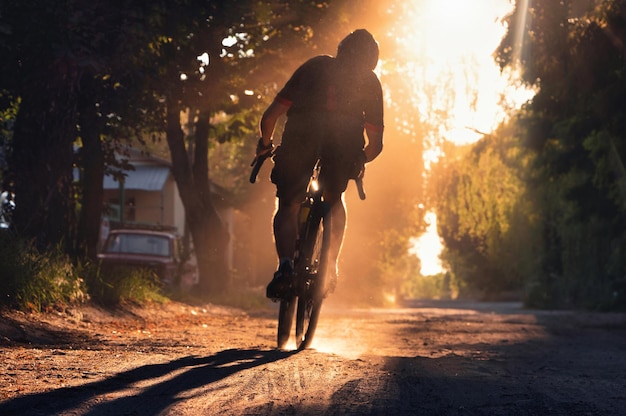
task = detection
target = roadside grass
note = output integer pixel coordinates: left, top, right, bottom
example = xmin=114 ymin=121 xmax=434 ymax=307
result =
xmin=400 ymin=272 xmax=454 ymax=300
xmin=0 ymin=232 xmax=267 ymax=312
xmin=0 ymin=233 xmax=88 ymax=312
xmin=0 ymin=232 xmax=166 ymax=311
xmin=82 ymin=264 xmax=168 ymax=306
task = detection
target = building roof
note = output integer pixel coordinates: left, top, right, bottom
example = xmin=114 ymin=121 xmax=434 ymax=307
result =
xmin=104 ymin=164 xmax=170 ymax=191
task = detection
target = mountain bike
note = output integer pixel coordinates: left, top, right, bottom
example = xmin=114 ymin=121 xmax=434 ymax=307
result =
xmin=250 ymin=151 xmax=365 ymax=350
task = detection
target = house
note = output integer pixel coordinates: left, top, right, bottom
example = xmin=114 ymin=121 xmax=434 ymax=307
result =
xmin=103 ymin=149 xmax=185 ymax=233
xmin=101 ymin=147 xmax=235 ymax=270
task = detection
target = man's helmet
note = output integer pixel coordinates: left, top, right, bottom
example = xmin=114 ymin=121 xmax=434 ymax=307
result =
xmin=336 ymin=29 xmax=379 ymax=71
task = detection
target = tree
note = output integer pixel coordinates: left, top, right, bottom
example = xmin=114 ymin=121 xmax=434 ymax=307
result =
xmin=0 ymin=1 xmax=164 ymax=258
xmin=0 ymin=0 xmax=335 ymax=295
xmin=1 ymin=1 xmax=81 ymax=251
xmin=431 ymin=123 xmax=536 ymax=299
xmin=0 ymin=0 xmax=434 ymax=302
xmin=493 ymin=0 xmax=626 ymax=309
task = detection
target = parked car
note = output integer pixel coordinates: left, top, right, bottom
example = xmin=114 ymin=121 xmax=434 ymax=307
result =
xmin=98 ymin=228 xmax=197 ymax=288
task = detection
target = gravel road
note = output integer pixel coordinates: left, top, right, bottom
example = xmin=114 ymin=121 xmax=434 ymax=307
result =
xmin=1 ymin=299 xmax=625 ymax=415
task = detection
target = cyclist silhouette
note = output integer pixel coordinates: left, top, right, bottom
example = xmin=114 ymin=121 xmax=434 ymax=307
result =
xmin=256 ymin=29 xmax=385 ymax=300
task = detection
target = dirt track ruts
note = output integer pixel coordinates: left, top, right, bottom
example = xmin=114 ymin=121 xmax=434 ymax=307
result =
xmin=1 ymin=299 xmax=625 ymax=415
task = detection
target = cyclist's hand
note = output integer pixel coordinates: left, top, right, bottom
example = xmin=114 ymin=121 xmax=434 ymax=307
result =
xmin=251 ymin=138 xmax=273 ymax=168
xmin=256 ymin=137 xmax=273 ymax=158
xmin=356 ymin=150 xmax=366 ymax=178
xmin=349 ymin=151 xmax=366 ymax=179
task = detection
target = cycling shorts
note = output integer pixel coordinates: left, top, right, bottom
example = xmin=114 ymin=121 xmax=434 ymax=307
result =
xmin=271 ymin=145 xmax=363 ymax=204
xmin=270 ymin=118 xmax=364 ymax=204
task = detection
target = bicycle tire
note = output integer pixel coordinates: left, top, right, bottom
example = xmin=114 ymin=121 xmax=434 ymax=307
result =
xmin=295 ymin=201 xmax=331 ymax=350
xmin=277 ymin=296 xmax=296 ymax=349
xmin=295 ymin=288 xmax=323 ymax=350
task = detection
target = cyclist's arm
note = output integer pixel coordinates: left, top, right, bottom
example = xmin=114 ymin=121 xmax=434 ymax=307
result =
xmin=362 ymin=72 xmax=384 ymax=163
xmin=364 ymin=122 xmax=383 ymax=163
xmin=258 ymin=98 xmax=290 ymax=156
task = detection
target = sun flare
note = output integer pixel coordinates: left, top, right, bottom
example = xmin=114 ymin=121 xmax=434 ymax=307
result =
xmin=395 ymin=0 xmax=532 ymax=151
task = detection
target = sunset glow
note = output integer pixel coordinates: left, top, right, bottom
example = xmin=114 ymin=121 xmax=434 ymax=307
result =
xmin=419 ymin=0 xmax=530 ymax=148
xmin=403 ymin=0 xmax=533 ymax=275
xmin=409 ymin=211 xmax=444 ymax=276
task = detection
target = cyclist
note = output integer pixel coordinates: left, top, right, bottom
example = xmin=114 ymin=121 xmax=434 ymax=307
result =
xmin=256 ymin=29 xmax=385 ymax=300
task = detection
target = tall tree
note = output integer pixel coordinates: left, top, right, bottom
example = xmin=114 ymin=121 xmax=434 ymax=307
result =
xmin=493 ymin=0 xmax=626 ymax=308
xmin=140 ymin=1 xmax=333 ymax=295
xmin=1 ymin=1 xmax=81 ymax=250
xmin=0 ymin=0 xmax=334 ymax=295
xmin=431 ymin=123 xmax=536 ymax=298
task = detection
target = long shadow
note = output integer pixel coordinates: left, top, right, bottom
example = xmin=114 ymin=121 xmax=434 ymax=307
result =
xmin=0 ymin=348 xmax=295 ymax=416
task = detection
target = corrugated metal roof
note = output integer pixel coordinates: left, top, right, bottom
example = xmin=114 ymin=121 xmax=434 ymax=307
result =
xmin=104 ymin=165 xmax=170 ymax=191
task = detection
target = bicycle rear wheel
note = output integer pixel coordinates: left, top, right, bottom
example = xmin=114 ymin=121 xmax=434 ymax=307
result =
xmin=295 ymin=202 xmax=331 ymax=350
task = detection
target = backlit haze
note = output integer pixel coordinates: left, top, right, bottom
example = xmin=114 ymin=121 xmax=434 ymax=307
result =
xmin=278 ymin=0 xmax=535 ymax=352
xmin=400 ymin=0 xmax=533 ymax=276
xmin=244 ymin=0 xmax=535 ymax=309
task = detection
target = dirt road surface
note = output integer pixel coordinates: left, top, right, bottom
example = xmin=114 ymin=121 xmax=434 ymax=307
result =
xmin=1 ymin=298 xmax=625 ymax=415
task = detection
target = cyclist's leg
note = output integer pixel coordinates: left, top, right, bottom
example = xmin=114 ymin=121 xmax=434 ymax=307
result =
xmin=273 ymin=199 xmax=300 ymax=262
xmin=267 ymin=200 xmax=301 ymax=299
xmin=268 ymin=144 xmax=316 ymax=298
xmin=323 ymin=191 xmax=346 ymax=292
xmin=271 ymin=145 xmax=317 ymax=260
xmin=320 ymin=143 xmax=363 ymax=292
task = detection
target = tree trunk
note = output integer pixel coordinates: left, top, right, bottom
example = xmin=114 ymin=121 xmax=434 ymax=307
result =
xmin=9 ymin=66 xmax=78 ymax=251
xmin=165 ymin=98 xmax=229 ymax=297
xmin=76 ymin=90 xmax=105 ymax=261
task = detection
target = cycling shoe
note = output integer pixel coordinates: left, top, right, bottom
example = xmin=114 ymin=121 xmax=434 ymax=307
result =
xmin=266 ymin=262 xmax=294 ymax=301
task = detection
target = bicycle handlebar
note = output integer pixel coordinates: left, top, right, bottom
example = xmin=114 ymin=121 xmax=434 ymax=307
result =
xmin=250 ymin=152 xmax=367 ymax=200
xmin=249 ymin=152 xmax=272 ymax=184
xmin=355 ymin=177 xmax=366 ymax=200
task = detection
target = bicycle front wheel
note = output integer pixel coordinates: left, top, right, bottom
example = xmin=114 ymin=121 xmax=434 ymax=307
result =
xmin=277 ymin=296 xmax=296 ymax=350
xmin=295 ymin=202 xmax=331 ymax=350
xmin=295 ymin=288 xmax=323 ymax=350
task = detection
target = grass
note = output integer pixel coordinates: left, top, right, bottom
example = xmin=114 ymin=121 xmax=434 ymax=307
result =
xmin=0 ymin=232 xmax=275 ymax=313
xmin=0 ymin=232 xmax=167 ymax=311
xmin=83 ymin=263 xmax=168 ymax=307
xmin=0 ymin=234 xmax=88 ymax=311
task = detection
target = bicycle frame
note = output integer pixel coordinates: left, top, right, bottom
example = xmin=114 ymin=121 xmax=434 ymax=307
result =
xmin=294 ymin=161 xmax=330 ymax=298
xmin=287 ymin=160 xmax=331 ymax=349
xmin=251 ymin=152 xmax=365 ymax=350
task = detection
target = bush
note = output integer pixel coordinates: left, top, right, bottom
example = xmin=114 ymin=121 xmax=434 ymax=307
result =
xmin=83 ymin=263 xmax=167 ymax=306
xmin=0 ymin=233 xmax=88 ymax=311
xmin=0 ymin=232 xmax=167 ymax=311
xmin=401 ymin=272 xmax=458 ymax=300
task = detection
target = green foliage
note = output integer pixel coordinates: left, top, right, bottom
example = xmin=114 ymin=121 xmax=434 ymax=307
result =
xmin=0 ymin=232 xmax=168 ymax=310
xmin=0 ymin=233 xmax=88 ymax=312
xmin=431 ymin=126 xmax=531 ymax=299
xmin=473 ymin=0 xmax=626 ymax=310
xmin=376 ymin=228 xmax=420 ymax=299
xmin=400 ymin=272 xmax=461 ymax=300
xmin=84 ymin=264 xmax=167 ymax=306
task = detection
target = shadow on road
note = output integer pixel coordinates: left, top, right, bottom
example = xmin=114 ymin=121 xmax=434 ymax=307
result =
xmin=0 ymin=348 xmax=294 ymax=416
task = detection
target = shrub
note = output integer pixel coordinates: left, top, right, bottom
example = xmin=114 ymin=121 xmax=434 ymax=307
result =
xmin=0 ymin=232 xmax=167 ymax=311
xmin=83 ymin=263 xmax=167 ymax=306
xmin=0 ymin=233 xmax=88 ymax=311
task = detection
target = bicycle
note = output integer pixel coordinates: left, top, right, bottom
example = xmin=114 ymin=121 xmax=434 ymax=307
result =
xmin=250 ymin=151 xmax=365 ymax=350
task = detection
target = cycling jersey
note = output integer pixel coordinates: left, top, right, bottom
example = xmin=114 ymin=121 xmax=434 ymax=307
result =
xmin=271 ymin=55 xmax=384 ymax=203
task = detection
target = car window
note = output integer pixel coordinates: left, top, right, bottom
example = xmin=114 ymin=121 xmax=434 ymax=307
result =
xmin=106 ymin=234 xmax=171 ymax=256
